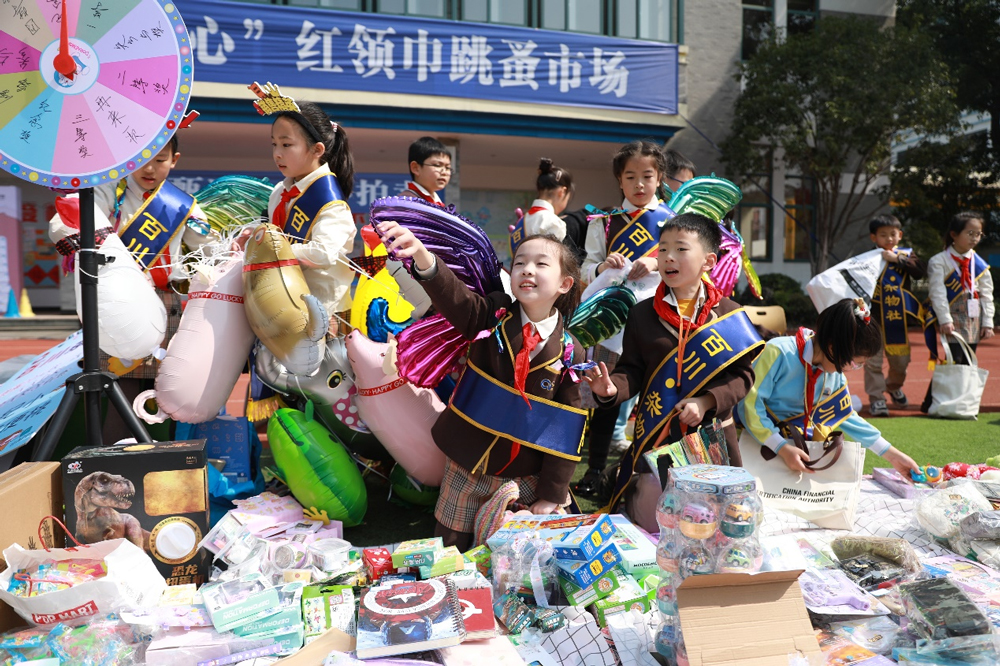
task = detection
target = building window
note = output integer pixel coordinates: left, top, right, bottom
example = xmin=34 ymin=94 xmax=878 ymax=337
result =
xmin=616 ymin=0 xmax=677 ymax=42
xmin=783 ymin=175 xmax=815 ymax=262
xmin=288 ymin=0 xmax=363 ymax=8
xmin=376 ymin=0 xmax=446 ymax=17
xmin=540 ymin=0 xmax=602 ymax=34
xmin=737 ymin=176 xmax=772 ymax=261
xmin=742 ymin=0 xmax=773 ymax=60
xmin=787 ymin=0 xmax=818 ymax=38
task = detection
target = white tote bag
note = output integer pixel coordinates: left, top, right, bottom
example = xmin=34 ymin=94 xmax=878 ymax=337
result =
xmin=928 ymin=333 xmax=988 ymax=420
xmin=739 ymin=431 xmax=864 ymax=530
xmin=805 ymin=249 xmax=884 ymax=313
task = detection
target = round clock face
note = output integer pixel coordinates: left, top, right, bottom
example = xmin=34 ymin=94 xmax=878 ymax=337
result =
xmin=0 ymin=0 xmax=193 ymax=187
xmin=363 ymin=581 xmax=447 ymax=621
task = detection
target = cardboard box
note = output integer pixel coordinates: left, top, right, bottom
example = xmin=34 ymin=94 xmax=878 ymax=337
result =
xmin=872 ymin=467 xmax=933 ymax=499
xmin=589 ymin=569 xmax=653 ymax=627
xmin=418 ymin=546 xmax=464 ymax=578
xmin=609 ymin=515 xmax=658 ymax=578
xmin=486 ymin=514 xmax=617 ymax=562
xmin=182 ymin=416 xmax=252 ymax=484
xmin=61 ymin=441 xmax=210 ymax=585
xmin=0 ymin=462 xmax=65 ymax=632
xmin=556 ymin=542 xmax=622 ymax=588
xmin=391 ymin=537 xmax=443 ymax=568
xmin=559 ymin=568 xmax=620 ymax=607
xmin=676 ymin=570 xmax=822 ymax=666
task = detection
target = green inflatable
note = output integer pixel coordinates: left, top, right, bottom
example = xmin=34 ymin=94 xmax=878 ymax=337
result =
xmin=389 ymin=463 xmax=440 ymax=507
xmin=268 ymin=407 xmax=367 ymax=527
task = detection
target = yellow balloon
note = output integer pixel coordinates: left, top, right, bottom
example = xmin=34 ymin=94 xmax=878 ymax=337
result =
xmin=350 ymin=240 xmax=415 ymax=336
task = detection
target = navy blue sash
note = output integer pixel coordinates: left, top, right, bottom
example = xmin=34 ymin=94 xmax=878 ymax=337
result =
xmin=118 ymin=180 xmax=194 ymax=272
xmin=872 ymin=249 xmax=922 ymax=356
xmin=923 ymin=252 xmax=989 ymax=356
xmin=508 ymin=213 xmax=526 ymax=258
xmin=767 ymin=384 xmax=853 ymax=440
xmin=610 ymin=309 xmax=763 ymax=509
xmin=607 ymin=204 xmax=673 ymax=260
xmin=283 ymin=175 xmax=345 ymax=243
xmin=448 ymin=360 xmax=587 ymax=462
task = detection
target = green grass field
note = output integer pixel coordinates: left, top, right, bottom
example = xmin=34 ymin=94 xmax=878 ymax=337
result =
xmin=863 ymin=412 xmax=1000 ymax=473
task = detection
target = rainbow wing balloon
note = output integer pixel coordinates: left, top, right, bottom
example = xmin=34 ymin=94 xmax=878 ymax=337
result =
xmin=667 ymin=176 xmax=743 ymax=222
xmin=196 ymin=175 xmax=274 ymax=233
xmin=568 ymin=286 xmax=637 ymax=348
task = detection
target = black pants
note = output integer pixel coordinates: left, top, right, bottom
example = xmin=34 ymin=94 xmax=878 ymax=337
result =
xmin=586 ymin=406 xmax=619 ymax=471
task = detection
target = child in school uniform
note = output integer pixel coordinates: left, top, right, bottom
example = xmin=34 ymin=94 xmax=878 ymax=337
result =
xmin=48 ymin=134 xmax=214 ymax=443
xmin=575 ymin=143 xmax=695 ymax=498
xmin=738 ymin=299 xmax=918 ymax=477
xmin=927 ymin=211 xmax=995 ymax=363
xmin=378 ymin=222 xmax=586 ymax=551
xmin=240 ymin=97 xmax=356 ymax=334
xmin=399 ymin=136 xmax=451 ymax=206
xmin=865 ymin=214 xmax=926 ymax=417
xmin=522 ymin=158 xmax=574 ymax=240
xmin=585 ymin=213 xmax=761 ymax=524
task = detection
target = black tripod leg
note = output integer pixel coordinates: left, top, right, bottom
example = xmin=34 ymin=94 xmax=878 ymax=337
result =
xmin=31 ymin=386 xmax=80 ymax=462
xmin=105 ymin=380 xmax=153 ymax=443
xmin=84 ymin=389 xmax=103 ymax=447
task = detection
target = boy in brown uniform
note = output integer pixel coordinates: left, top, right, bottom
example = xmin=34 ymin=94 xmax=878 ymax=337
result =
xmin=586 ymin=213 xmax=762 ymax=518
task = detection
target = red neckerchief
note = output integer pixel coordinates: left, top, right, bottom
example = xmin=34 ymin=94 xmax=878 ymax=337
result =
xmin=795 ymin=327 xmax=823 ymax=430
xmin=527 ymin=205 xmax=547 ymax=215
xmin=652 ymin=279 xmax=722 ymax=394
xmin=407 ymin=182 xmax=444 ymax=207
xmin=271 ymin=186 xmax=301 ymax=229
xmin=950 ymin=251 xmax=976 ymax=298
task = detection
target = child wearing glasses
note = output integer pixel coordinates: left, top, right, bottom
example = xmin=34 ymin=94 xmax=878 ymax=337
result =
xmin=400 ymin=136 xmax=452 ymax=207
xmin=926 ymin=211 xmax=995 ymax=366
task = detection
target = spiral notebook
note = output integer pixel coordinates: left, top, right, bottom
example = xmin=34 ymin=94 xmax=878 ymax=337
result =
xmin=355 ymin=578 xmax=467 ymax=659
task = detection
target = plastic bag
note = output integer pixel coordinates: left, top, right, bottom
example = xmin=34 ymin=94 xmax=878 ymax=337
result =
xmin=831 ymin=535 xmax=921 ymax=575
xmin=959 ymin=510 xmax=1000 ymax=541
xmin=915 ymin=484 xmax=992 ymax=539
xmin=897 ymin=577 xmax=992 ymax=641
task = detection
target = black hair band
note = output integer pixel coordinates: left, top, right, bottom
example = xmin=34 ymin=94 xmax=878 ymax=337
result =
xmin=277 ymin=110 xmax=325 ymax=145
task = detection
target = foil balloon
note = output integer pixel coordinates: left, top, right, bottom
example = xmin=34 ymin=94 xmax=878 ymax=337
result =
xmin=135 ymin=256 xmax=255 ymax=424
xmin=369 ymin=197 xmax=504 ymax=387
xmin=268 ymin=407 xmax=367 ymax=527
xmin=255 ymin=337 xmax=391 ymax=462
xmin=75 ymin=232 xmax=166 ymax=361
xmin=667 ymin=176 xmax=743 ymax=223
xmin=345 ymin=330 xmax=446 ymax=486
xmin=350 ymin=226 xmax=414 ymax=341
xmin=568 ymin=285 xmax=637 ymax=348
xmin=195 ymin=175 xmax=274 ymax=234
xmin=243 ymin=223 xmax=328 ymax=376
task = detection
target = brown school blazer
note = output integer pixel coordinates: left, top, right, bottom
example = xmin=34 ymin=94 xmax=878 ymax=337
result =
xmin=416 ymin=259 xmax=586 ymax=504
xmin=600 ymin=297 xmax=756 ymax=466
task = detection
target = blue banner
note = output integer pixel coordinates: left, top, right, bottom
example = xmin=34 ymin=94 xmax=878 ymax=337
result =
xmin=168 ymin=170 xmax=410 ymax=215
xmin=175 ymin=0 xmax=678 ymax=115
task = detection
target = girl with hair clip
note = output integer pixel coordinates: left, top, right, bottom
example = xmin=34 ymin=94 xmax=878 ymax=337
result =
xmin=523 ymin=158 xmax=574 ymax=240
xmin=737 ymin=298 xmax=919 ymax=477
xmin=239 ymin=94 xmax=357 ymax=334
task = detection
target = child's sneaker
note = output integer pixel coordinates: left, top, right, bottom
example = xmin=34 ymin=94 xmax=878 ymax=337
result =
xmin=869 ymin=399 xmax=889 ymax=417
xmin=889 ymin=389 xmax=908 ymax=407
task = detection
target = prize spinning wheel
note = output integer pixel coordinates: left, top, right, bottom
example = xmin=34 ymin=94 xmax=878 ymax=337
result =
xmin=0 ymin=0 xmax=193 ymax=188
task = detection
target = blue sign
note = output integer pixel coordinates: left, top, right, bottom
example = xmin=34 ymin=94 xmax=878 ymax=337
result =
xmin=175 ymin=0 xmax=678 ymax=115
xmin=0 ymin=331 xmax=82 ymax=457
xmin=168 ymin=170 xmax=411 ymax=215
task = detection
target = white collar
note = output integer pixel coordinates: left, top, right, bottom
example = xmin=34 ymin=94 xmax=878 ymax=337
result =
xmin=528 ymin=199 xmax=554 ymax=213
xmin=285 ymin=163 xmax=331 ymax=191
xmin=949 ymin=247 xmax=975 ymax=260
xmin=519 ymin=308 xmax=560 ymax=343
xmin=622 ymin=197 xmax=661 ymax=214
xmin=126 ymin=176 xmax=154 ymax=198
xmin=407 ymin=180 xmax=442 ymax=203
xmin=661 ymin=282 xmax=707 ymax=320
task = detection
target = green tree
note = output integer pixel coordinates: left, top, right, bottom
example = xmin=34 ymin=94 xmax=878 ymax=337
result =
xmin=722 ymin=16 xmax=958 ymax=273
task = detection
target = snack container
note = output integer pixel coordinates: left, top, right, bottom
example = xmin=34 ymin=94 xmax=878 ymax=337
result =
xmin=308 ymin=538 xmax=352 ymax=572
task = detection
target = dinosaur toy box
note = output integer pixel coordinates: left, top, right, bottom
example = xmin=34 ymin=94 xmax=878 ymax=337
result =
xmin=61 ymin=440 xmax=210 ymax=585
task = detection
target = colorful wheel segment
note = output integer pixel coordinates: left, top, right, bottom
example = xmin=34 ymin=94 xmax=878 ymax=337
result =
xmin=0 ymin=0 xmax=193 ymax=187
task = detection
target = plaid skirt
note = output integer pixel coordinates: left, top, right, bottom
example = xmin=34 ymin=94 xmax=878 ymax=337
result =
xmin=434 ymin=456 xmax=539 ymax=535
xmin=100 ymin=289 xmax=183 ymax=380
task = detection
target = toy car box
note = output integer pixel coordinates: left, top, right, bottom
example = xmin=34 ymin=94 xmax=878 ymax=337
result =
xmin=556 ymin=542 xmax=622 ymax=588
xmin=486 ymin=513 xmax=617 ymax=562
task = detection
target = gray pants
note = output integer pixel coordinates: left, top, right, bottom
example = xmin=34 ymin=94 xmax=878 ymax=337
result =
xmin=864 ymin=348 xmax=910 ymax=402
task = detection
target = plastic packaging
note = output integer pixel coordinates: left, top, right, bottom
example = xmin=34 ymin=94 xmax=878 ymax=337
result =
xmin=838 ymin=554 xmax=906 ymax=591
xmin=800 ymin=569 xmax=872 ymax=612
xmin=829 ymin=616 xmax=901 ymax=655
xmin=915 ymin=484 xmax=992 ymax=539
xmin=308 ymin=538 xmax=351 ymax=572
xmin=897 ymin=577 xmax=992 ymax=641
xmin=960 ymin=510 xmax=1000 ymax=541
xmin=831 ymin=536 xmax=921 ymax=575
xmin=489 ymin=536 xmax=557 ymax=607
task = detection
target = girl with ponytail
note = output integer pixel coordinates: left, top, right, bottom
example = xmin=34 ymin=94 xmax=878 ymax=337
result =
xmin=523 ymin=157 xmax=574 ymax=239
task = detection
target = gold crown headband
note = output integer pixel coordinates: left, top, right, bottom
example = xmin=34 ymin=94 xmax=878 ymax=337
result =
xmin=248 ymin=81 xmax=327 ymax=144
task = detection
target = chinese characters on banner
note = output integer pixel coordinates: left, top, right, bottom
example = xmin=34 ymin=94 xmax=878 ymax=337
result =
xmin=174 ymin=0 xmax=678 ymax=115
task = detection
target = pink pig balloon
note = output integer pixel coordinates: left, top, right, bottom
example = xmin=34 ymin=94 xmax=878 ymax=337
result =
xmin=136 ymin=256 xmax=255 ymax=424
xmin=345 ymin=330 xmax=446 ymax=487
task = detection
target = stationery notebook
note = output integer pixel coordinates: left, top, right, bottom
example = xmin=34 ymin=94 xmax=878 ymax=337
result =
xmin=455 ymin=585 xmax=496 ymax=640
xmin=356 ymin=578 xmax=467 ymax=659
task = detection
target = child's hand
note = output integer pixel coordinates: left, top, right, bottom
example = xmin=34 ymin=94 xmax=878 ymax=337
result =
xmin=883 ymin=446 xmax=919 ymax=480
xmin=983 ymin=327 xmax=995 ymax=340
xmin=599 ymin=253 xmax=627 ymax=275
xmin=582 ymin=362 xmax=617 ymax=399
xmin=529 ymin=499 xmax=562 ymax=515
xmin=881 ymin=250 xmax=899 ymax=263
xmin=376 ymin=221 xmax=434 ymax=271
xmin=628 ymin=256 xmax=657 ymax=280
xmin=232 ymin=227 xmax=253 ymax=251
xmin=940 ymin=323 xmax=956 ymax=337
xmin=777 ymin=444 xmax=814 ymax=474
xmin=675 ymin=394 xmax=716 ymax=427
